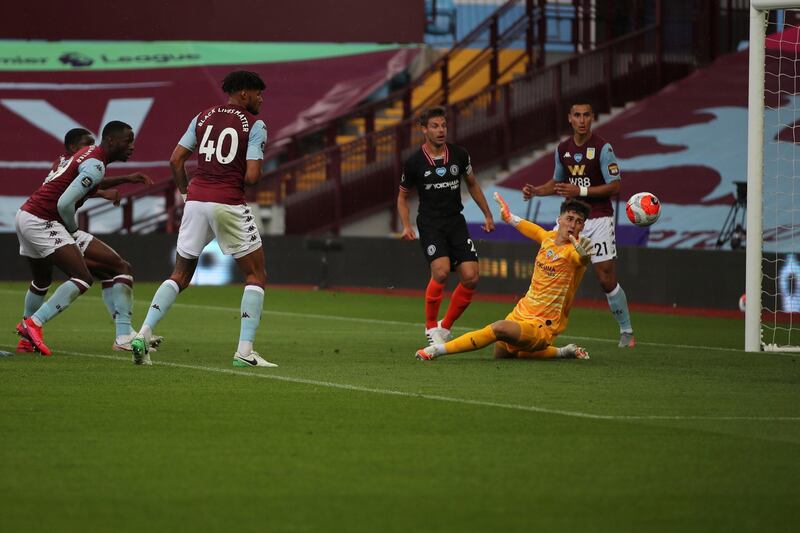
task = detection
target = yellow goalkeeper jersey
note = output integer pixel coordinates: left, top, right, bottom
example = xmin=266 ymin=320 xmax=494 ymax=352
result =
xmin=510 ymin=220 xmax=588 ymax=335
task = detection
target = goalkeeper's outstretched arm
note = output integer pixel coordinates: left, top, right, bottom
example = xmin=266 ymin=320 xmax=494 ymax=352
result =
xmin=569 ymin=234 xmax=594 ymax=265
xmin=493 ymin=192 xmax=547 ymax=243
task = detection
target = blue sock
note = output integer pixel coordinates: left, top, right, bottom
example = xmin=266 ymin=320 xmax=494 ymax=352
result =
xmin=142 ymin=280 xmax=180 ymax=332
xmin=101 ymin=280 xmax=116 ymax=319
xmin=606 ymin=283 xmax=633 ymax=333
xmin=32 ymin=279 xmax=87 ymax=325
xmin=23 ymin=283 xmax=49 ymax=319
xmin=112 ymin=276 xmax=134 ymax=338
xmin=237 ymin=285 xmax=264 ymax=355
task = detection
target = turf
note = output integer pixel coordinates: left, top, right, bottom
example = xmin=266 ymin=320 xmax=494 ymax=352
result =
xmin=0 ymin=281 xmax=798 ymax=532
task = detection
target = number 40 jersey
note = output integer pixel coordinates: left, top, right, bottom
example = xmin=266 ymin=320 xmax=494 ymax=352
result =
xmin=178 ymin=104 xmax=267 ymax=205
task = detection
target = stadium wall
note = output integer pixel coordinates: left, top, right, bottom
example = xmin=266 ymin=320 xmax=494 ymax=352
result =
xmin=1 ymin=1 xmax=425 ymax=43
xmin=0 ymin=235 xmax=744 ymax=311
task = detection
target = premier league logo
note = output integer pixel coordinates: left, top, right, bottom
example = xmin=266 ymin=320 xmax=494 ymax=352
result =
xmin=59 ymin=52 xmax=94 ymax=68
xmin=435 ymin=167 xmax=447 ymax=177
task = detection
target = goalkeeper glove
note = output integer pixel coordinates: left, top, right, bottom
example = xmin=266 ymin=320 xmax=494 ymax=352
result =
xmin=569 ymin=234 xmax=594 ymax=260
xmin=493 ymin=192 xmax=521 ymax=226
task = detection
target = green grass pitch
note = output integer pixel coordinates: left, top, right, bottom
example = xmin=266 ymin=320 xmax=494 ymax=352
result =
xmin=0 ymin=281 xmax=798 ymax=532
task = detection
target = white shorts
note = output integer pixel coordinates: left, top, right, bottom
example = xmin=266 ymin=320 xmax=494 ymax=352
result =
xmin=15 ymin=209 xmax=84 ymax=259
xmin=556 ymin=215 xmax=617 ymax=264
xmin=73 ymin=229 xmax=94 ymax=255
xmin=176 ymin=201 xmax=262 ymax=259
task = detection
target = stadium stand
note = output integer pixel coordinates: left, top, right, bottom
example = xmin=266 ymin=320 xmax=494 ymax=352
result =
xmin=478 ymin=47 xmax=756 ymax=250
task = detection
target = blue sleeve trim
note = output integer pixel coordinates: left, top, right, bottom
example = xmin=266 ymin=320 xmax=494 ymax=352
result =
xmin=246 ymin=120 xmax=268 ymax=160
xmin=178 ymin=114 xmax=199 ymax=151
xmin=599 ymin=143 xmax=621 ymax=183
xmin=553 ymin=148 xmax=566 ymax=182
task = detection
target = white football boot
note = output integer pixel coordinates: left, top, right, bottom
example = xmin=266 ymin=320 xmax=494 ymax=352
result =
xmin=425 ymin=320 xmax=452 ymax=346
xmin=233 ymin=351 xmax=278 ymax=368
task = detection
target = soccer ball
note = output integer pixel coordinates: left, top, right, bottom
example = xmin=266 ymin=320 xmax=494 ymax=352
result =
xmin=625 ymin=192 xmax=661 ymax=227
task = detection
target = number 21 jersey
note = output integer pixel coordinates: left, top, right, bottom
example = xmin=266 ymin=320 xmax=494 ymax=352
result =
xmin=178 ymin=104 xmax=267 ymax=205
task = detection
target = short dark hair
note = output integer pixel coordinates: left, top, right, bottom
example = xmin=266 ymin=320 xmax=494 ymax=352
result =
xmin=64 ymin=128 xmax=92 ymax=150
xmin=101 ymin=121 xmax=132 ymax=139
xmin=222 ymin=70 xmax=266 ymax=94
xmin=560 ymin=199 xmax=590 ymax=220
xmin=419 ymin=106 xmax=446 ymax=127
xmin=569 ymin=102 xmax=595 ymax=114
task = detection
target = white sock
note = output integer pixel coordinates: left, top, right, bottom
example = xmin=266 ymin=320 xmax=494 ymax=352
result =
xmin=237 ymin=340 xmax=253 ymax=356
xmin=139 ymin=325 xmax=153 ymax=343
xmin=431 ymin=344 xmax=447 ymax=356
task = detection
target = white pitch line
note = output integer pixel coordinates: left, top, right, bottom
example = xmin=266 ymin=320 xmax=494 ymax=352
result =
xmin=0 ymin=288 xmax=774 ymax=354
xmin=100 ymin=298 xmax=766 ymax=353
xmin=2 ymin=346 xmax=798 ymax=423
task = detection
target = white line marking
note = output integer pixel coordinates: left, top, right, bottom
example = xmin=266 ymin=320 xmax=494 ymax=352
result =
xmin=1 ymin=345 xmax=798 ymax=422
xmin=0 ymin=288 xmax=768 ymax=354
xmin=130 ymin=300 xmax=761 ymax=353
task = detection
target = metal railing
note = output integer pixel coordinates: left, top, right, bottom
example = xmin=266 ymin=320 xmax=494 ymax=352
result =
xmin=268 ymin=0 xmax=552 ymax=163
xmin=265 ymin=24 xmax=665 ymax=234
xmin=76 ymin=1 xmax=750 ymax=235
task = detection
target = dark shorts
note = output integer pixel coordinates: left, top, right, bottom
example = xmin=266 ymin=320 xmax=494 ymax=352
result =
xmin=417 ymin=213 xmax=478 ymax=268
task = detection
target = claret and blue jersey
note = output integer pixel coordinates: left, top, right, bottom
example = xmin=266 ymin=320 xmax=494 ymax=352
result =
xmin=178 ymin=104 xmax=267 ymax=205
xmin=21 ymin=145 xmax=107 ymax=233
xmin=553 ymin=133 xmax=620 ymax=218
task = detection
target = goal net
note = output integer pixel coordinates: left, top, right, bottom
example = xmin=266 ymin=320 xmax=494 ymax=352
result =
xmin=748 ymin=2 xmax=800 ymax=352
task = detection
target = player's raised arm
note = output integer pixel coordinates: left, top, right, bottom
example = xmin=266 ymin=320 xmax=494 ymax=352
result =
xmin=569 ymin=234 xmax=594 ymax=265
xmin=522 ymin=178 xmax=557 ymax=200
xmin=464 ymin=171 xmax=494 ymax=232
xmin=98 ymin=172 xmax=153 ymax=189
xmin=523 ymin=149 xmax=564 ymax=200
xmin=493 ymin=192 xmax=546 ymax=243
xmin=94 ymin=188 xmax=121 ymax=206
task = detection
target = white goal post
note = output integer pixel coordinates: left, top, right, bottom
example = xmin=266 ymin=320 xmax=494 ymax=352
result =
xmin=747 ymin=1 xmax=800 ymax=352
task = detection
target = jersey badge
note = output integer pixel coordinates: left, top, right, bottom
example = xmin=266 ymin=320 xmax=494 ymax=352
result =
xmin=608 ymin=163 xmax=620 ymax=176
xmin=574 ymin=153 xmax=583 ymax=163
xmin=81 ymin=177 xmax=93 ymax=188
xmin=449 ymin=164 xmax=459 ymax=176
xmin=427 ymin=244 xmax=437 ymax=256
xmin=564 ymin=152 xmax=571 ymax=158
xmin=436 ymin=167 xmax=447 ymax=177
xmin=586 ymin=148 xmax=595 ymax=160
xmin=424 ymin=170 xmax=432 ymax=177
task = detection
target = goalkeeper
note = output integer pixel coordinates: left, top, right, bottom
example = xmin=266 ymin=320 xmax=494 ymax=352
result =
xmin=416 ymin=193 xmax=592 ymax=361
